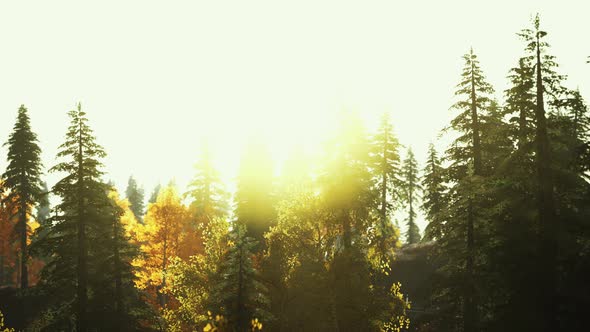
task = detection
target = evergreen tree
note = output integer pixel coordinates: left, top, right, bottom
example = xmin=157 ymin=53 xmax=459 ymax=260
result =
xmin=1 ymin=105 xmax=43 ymax=290
xmin=34 ymin=103 xmax=112 ymax=331
xmin=320 ymin=112 xmax=375 ymax=250
xmin=521 ymin=16 xmax=562 ymax=331
xmin=263 ymin=146 xmax=312 ymax=330
xmin=435 ymin=48 xmax=494 ymax=331
xmin=484 ymin=16 xmax=589 ymax=331
xmin=208 ymin=224 xmax=271 ymax=330
xmin=319 ymin=113 xmax=401 ymax=330
xmin=186 ymin=143 xmax=229 ymax=222
xmin=148 ymin=184 xmax=161 ymax=204
xmin=504 ymin=57 xmax=536 ymax=151
xmin=91 ymin=189 xmax=149 ymax=331
xmin=400 ymin=148 xmax=421 ymax=244
xmin=421 ymin=143 xmax=444 ymax=241
xmin=125 ymin=176 xmax=145 ymax=222
xmin=371 ymin=113 xmax=402 ymax=255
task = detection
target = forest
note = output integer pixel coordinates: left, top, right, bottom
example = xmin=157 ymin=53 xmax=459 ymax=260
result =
xmin=1 ymin=14 xmax=590 ymax=332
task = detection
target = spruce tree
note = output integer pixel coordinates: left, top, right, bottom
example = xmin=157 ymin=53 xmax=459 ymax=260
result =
xmin=318 ymin=113 xmax=386 ymax=330
xmin=91 ymin=190 xmax=148 ymax=331
xmin=437 ymin=48 xmax=494 ymax=331
xmin=1 ymin=105 xmax=43 ymax=290
xmin=208 ymin=224 xmax=271 ymax=330
xmin=148 ymin=184 xmax=161 ymax=204
xmin=125 ymin=176 xmax=145 ymax=222
xmin=186 ymin=143 xmax=229 ymax=222
xmin=35 ymin=103 xmax=111 ymax=331
xmin=400 ymin=148 xmax=421 ymax=244
xmin=421 ymin=143 xmax=444 ymax=241
xmin=371 ymin=113 xmax=402 ymax=254
xmin=504 ymin=57 xmax=536 ymax=151
xmin=320 ymin=112 xmax=375 ymax=250
xmin=520 ymin=16 xmax=561 ymax=330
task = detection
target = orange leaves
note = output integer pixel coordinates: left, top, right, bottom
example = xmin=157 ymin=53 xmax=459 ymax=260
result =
xmin=129 ymin=185 xmax=200 ymax=308
xmin=0 ymin=185 xmax=44 ymax=287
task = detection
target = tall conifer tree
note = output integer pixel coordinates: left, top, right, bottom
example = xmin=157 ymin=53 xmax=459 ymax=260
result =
xmin=125 ymin=176 xmax=145 ymax=222
xmin=1 ymin=105 xmax=43 ymax=290
xmin=421 ymin=143 xmax=444 ymax=241
xmin=36 ymin=103 xmax=111 ymax=331
xmin=400 ymin=148 xmax=421 ymax=244
xmin=371 ymin=113 xmax=402 ymax=254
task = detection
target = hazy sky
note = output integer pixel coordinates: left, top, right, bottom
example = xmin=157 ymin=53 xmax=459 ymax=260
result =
xmin=1 ymin=1 xmax=589 ymax=230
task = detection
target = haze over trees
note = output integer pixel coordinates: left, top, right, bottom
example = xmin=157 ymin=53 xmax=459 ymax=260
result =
xmin=0 ymin=13 xmax=589 ymax=332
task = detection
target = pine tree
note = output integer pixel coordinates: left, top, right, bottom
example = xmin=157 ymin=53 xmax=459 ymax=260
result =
xmin=148 ymin=184 xmax=161 ymax=204
xmin=504 ymin=57 xmax=536 ymax=151
xmin=438 ymin=48 xmax=494 ymax=331
xmin=125 ymin=176 xmax=145 ymax=222
xmin=186 ymin=143 xmax=229 ymax=222
xmin=520 ymin=16 xmax=561 ymax=330
xmin=421 ymin=143 xmax=444 ymax=241
xmin=400 ymin=148 xmax=421 ymax=244
xmin=320 ymin=112 xmax=375 ymax=250
xmin=208 ymin=224 xmax=271 ymax=331
xmin=371 ymin=113 xmax=402 ymax=255
xmin=1 ymin=105 xmax=43 ymax=290
xmin=35 ymin=103 xmax=111 ymax=331
xmin=90 ymin=189 xmax=149 ymax=331
xmin=319 ymin=113 xmax=394 ymax=330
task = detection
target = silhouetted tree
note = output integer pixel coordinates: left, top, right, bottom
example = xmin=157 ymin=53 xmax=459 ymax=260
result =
xmin=401 ymin=148 xmax=421 ymax=244
xmin=1 ymin=105 xmax=43 ymax=290
xmin=371 ymin=113 xmax=402 ymax=255
xmin=420 ymin=143 xmax=444 ymax=241
xmin=34 ymin=103 xmax=112 ymax=331
xmin=125 ymin=176 xmax=145 ymax=222
xmin=208 ymin=224 xmax=271 ymax=331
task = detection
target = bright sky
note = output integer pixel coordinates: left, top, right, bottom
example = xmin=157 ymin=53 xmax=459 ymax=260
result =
xmin=1 ymin=1 xmax=589 ymax=232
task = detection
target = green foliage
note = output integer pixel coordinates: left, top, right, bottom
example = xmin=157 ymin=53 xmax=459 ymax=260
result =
xmin=31 ymin=104 xmax=147 ymax=331
xmin=186 ymin=143 xmax=230 ymax=222
xmin=420 ymin=143 xmax=444 ymax=241
xmin=400 ymin=148 xmax=421 ymax=244
xmin=3 ymin=13 xmax=590 ymax=332
xmin=371 ymin=113 xmax=403 ymax=258
xmin=163 ymin=216 xmax=229 ymax=331
xmin=208 ymin=224 xmax=271 ymax=331
xmin=1 ymin=105 xmax=43 ymax=289
xmin=125 ymin=176 xmax=146 ymax=222
xmin=430 ymin=47 xmax=497 ymax=330
xmin=148 ymin=183 xmax=161 ymax=204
